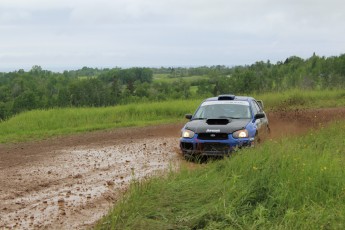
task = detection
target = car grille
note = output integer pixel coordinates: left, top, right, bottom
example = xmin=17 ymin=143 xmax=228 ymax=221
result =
xmin=196 ymin=143 xmax=229 ymax=152
xmin=197 ymin=133 xmax=228 ymax=140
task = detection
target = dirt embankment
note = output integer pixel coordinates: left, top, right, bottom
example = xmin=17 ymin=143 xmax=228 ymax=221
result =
xmin=0 ymin=108 xmax=344 ymax=229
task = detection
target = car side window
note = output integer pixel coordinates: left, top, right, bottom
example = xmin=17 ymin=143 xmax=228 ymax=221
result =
xmin=253 ymin=101 xmax=262 ymax=112
xmin=251 ymin=101 xmax=259 ymax=115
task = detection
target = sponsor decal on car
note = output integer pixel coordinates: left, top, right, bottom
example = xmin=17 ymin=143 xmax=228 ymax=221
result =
xmin=206 ymin=129 xmax=221 ymax=133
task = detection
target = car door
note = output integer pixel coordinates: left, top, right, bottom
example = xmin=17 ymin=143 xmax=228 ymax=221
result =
xmin=251 ymin=100 xmax=268 ymax=131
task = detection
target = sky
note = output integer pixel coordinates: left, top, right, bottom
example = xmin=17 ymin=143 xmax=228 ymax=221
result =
xmin=0 ymin=0 xmax=344 ymax=71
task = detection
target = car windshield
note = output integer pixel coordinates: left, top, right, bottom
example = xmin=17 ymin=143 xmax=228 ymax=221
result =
xmin=193 ymin=101 xmax=251 ymax=119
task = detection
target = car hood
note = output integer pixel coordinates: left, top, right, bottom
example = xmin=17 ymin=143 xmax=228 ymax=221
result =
xmin=185 ymin=119 xmax=251 ymax=134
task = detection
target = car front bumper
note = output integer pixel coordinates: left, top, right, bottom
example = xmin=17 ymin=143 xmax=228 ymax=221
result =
xmin=180 ymin=135 xmax=254 ymax=157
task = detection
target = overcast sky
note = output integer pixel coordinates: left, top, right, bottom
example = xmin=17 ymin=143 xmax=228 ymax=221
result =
xmin=0 ymin=0 xmax=344 ymax=71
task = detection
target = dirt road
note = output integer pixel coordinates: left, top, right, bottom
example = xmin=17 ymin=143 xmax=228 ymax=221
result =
xmin=1 ymin=108 xmax=344 ymax=229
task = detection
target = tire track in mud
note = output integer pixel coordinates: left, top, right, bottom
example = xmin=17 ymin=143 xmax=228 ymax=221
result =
xmin=0 ymin=108 xmax=345 ymax=229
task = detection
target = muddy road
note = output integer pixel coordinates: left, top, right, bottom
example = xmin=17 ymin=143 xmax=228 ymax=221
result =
xmin=1 ymin=108 xmax=345 ymax=229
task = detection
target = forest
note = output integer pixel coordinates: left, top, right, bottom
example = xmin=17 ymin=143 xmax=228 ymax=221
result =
xmin=0 ymin=53 xmax=345 ymax=120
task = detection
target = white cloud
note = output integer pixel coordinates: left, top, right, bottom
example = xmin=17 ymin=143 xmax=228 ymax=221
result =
xmin=0 ymin=10 xmax=31 ymax=24
xmin=0 ymin=0 xmax=345 ymax=70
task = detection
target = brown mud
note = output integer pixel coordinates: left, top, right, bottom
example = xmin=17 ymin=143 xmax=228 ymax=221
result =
xmin=0 ymin=108 xmax=345 ymax=229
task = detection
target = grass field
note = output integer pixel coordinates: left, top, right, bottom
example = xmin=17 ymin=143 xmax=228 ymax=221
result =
xmin=1 ymin=89 xmax=345 ymax=143
xmin=254 ymin=89 xmax=345 ymax=110
xmin=0 ymin=100 xmax=201 ymax=143
xmin=96 ymin=120 xmax=345 ymax=229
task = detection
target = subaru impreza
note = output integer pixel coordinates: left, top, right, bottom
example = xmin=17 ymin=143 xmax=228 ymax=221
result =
xmin=180 ymin=95 xmax=269 ymax=158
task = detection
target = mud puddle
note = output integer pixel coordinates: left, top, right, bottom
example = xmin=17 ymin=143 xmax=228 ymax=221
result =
xmin=0 ymin=137 xmax=181 ymax=229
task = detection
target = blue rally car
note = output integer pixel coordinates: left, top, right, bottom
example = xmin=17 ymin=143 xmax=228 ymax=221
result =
xmin=180 ymin=94 xmax=270 ymax=158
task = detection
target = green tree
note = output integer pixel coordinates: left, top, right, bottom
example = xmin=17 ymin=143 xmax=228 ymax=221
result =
xmin=12 ymin=90 xmax=38 ymax=113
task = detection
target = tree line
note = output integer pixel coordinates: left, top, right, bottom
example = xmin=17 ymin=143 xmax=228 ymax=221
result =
xmin=0 ymin=53 xmax=345 ymax=120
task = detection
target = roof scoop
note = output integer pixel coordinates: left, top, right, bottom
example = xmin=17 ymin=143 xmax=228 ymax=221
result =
xmin=218 ymin=94 xmax=235 ymax=100
xmin=206 ymin=118 xmax=230 ymax=125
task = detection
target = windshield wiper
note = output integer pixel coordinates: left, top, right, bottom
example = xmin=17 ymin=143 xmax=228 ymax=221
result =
xmin=192 ymin=117 xmax=207 ymax=120
xmin=217 ymin=116 xmax=239 ymax=119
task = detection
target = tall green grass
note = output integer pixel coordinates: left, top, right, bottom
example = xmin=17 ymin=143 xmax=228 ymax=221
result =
xmin=0 ymin=100 xmax=201 ymax=143
xmin=254 ymin=89 xmax=345 ymax=110
xmin=1 ymin=89 xmax=345 ymax=143
xmin=96 ymin=120 xmax=345 ymax=229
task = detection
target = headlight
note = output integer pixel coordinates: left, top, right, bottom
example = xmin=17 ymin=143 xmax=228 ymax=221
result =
xmin=182 ymin=129 xmax=195 ymax=138
xmin=233 ymin=129 xmax=248 ymax=138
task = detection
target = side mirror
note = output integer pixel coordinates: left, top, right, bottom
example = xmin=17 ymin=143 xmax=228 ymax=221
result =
xmin=254 ymin=113 xmax=265 ymax=120
xmin=185 ymin=114 xmax=193 ymax=120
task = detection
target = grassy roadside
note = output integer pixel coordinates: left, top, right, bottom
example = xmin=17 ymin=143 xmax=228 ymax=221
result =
xmin=96 ymin=120 xmax=345 ymax=229
xmin=254 ymin=89 xmax=345 ymax=110
xmin=0 ymin=100 xmax=201 ymax=143
xmin=0 ymin=89 xmax=345 ymax=143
